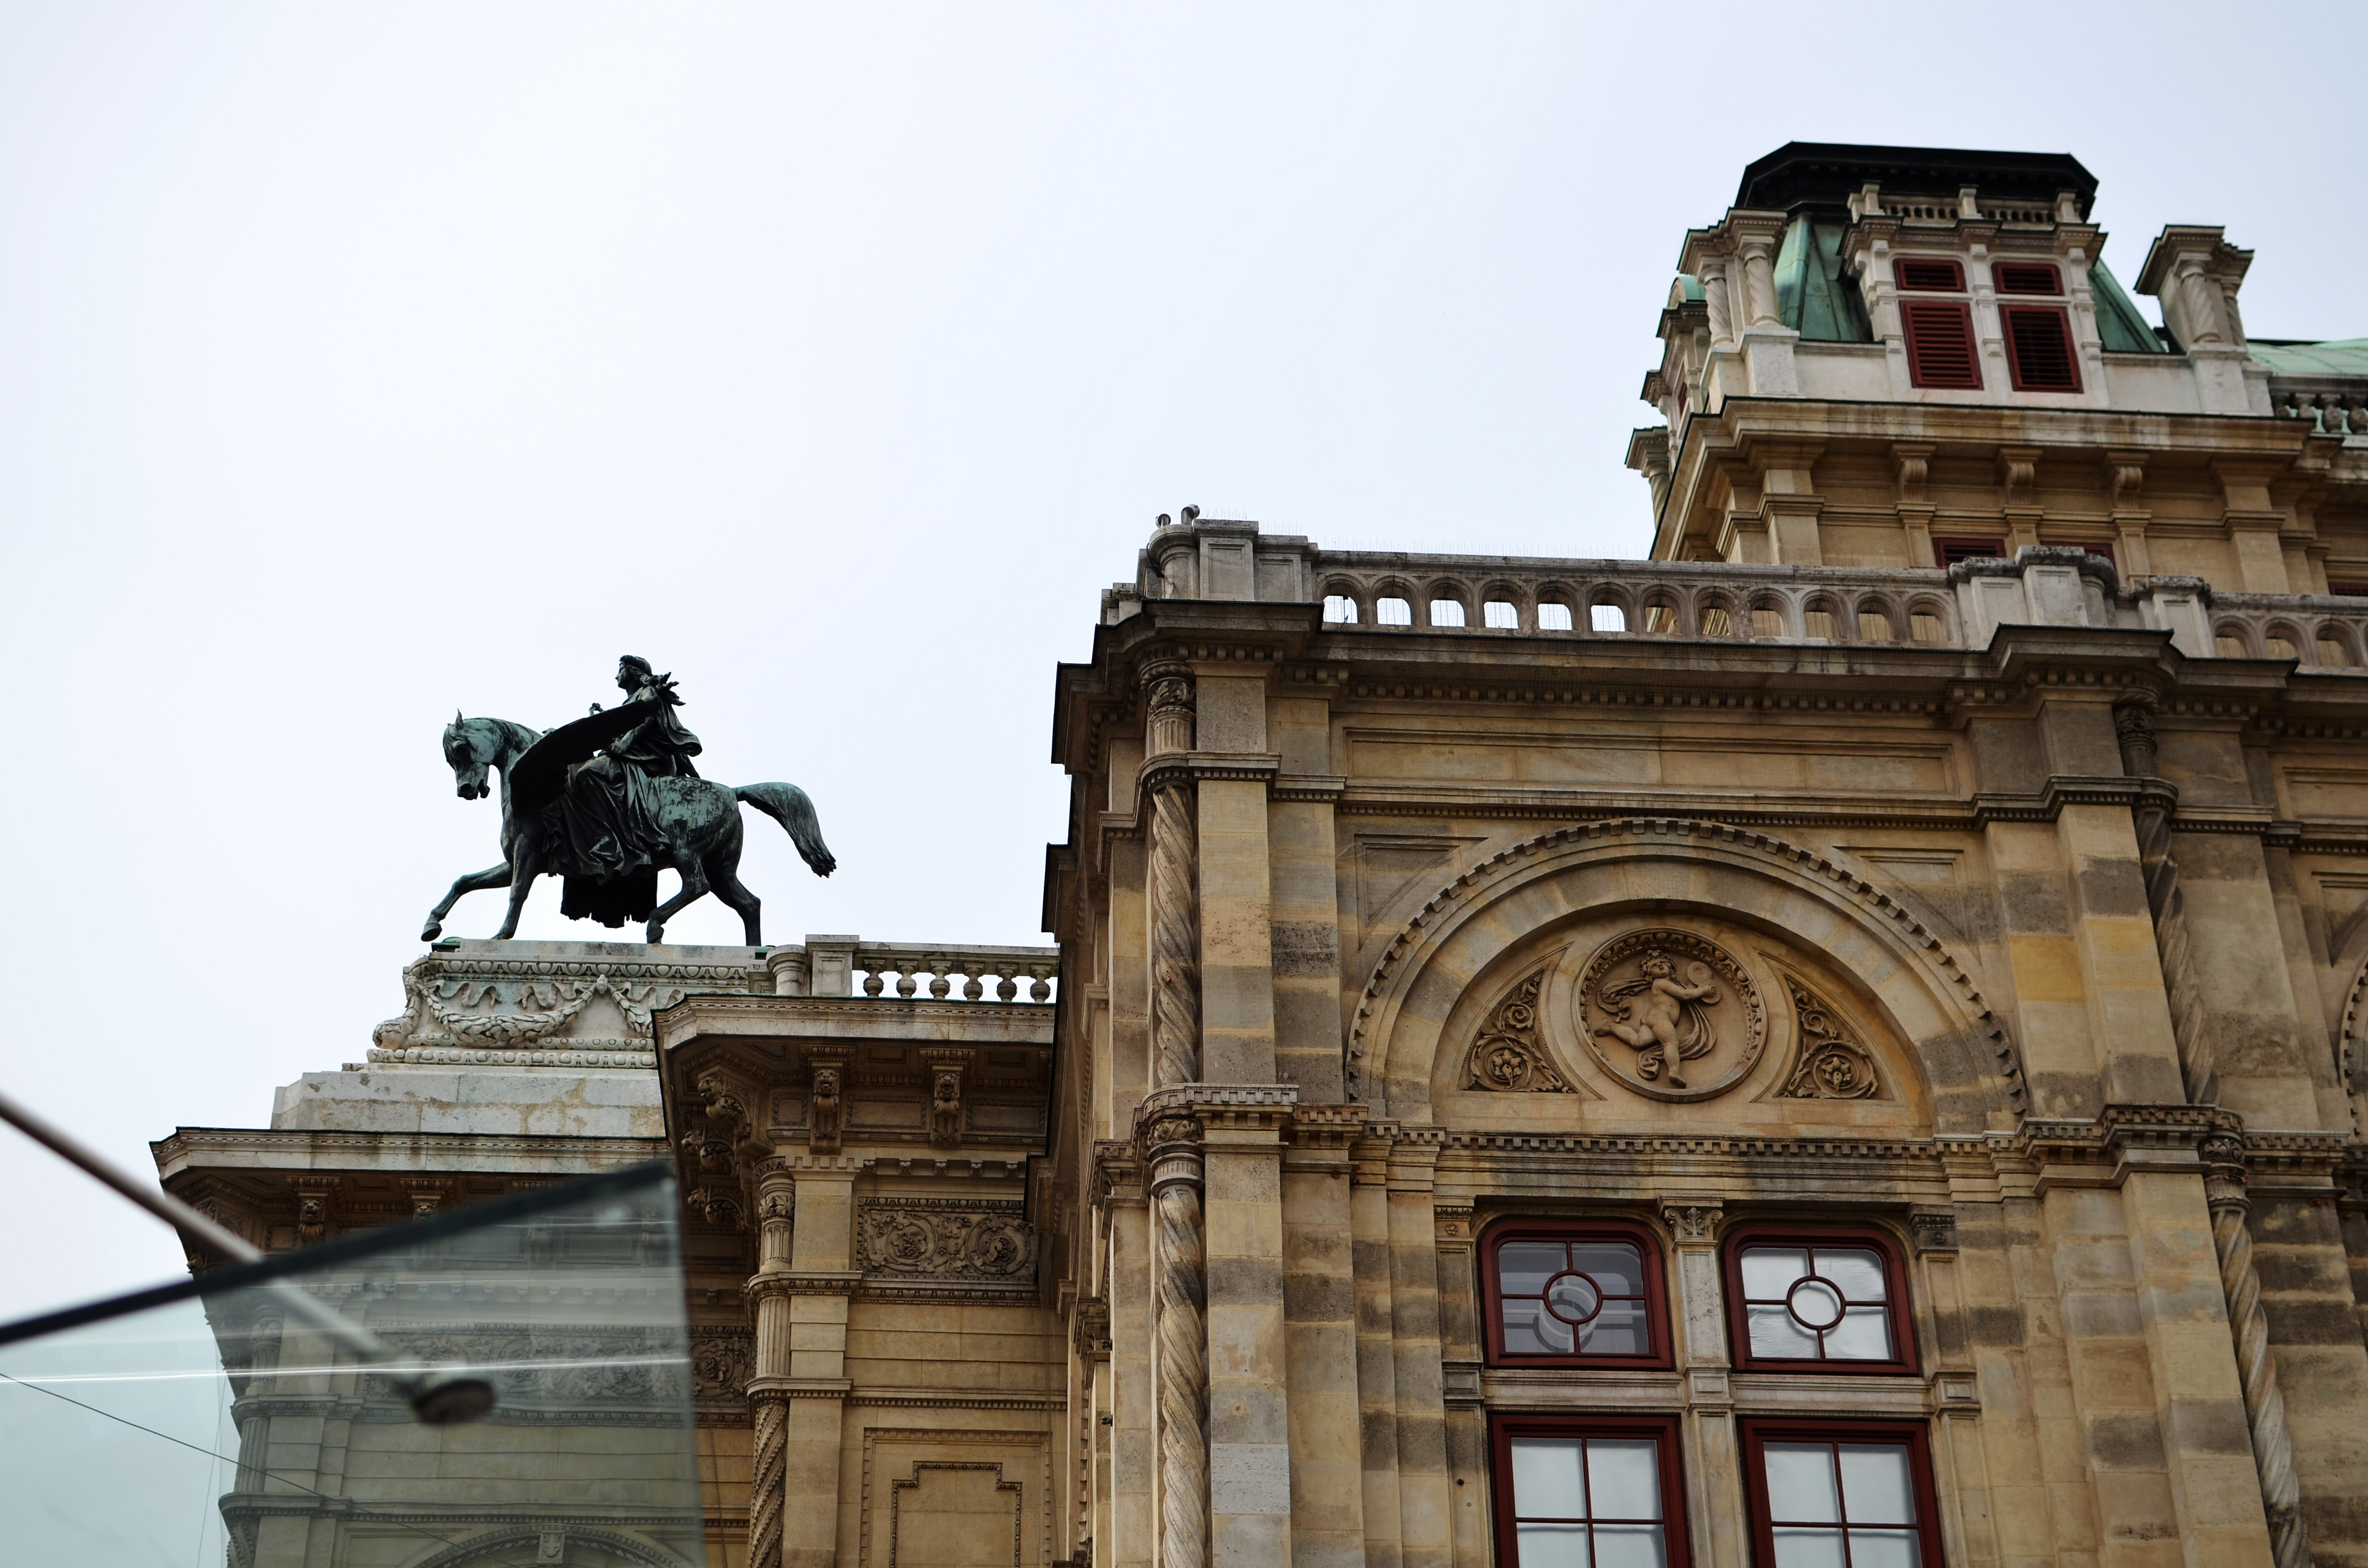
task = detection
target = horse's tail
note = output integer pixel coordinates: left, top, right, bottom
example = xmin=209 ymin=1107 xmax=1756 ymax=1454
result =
xmin=735 ymin=783 xmax=837 ymax=876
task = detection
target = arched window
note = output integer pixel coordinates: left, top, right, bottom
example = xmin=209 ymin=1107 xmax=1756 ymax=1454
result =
xmin=1482 ymin=1222 xmax=1670 ymax=1367
xmin=1723 ymin=1227 xmax=1915 ymax=1373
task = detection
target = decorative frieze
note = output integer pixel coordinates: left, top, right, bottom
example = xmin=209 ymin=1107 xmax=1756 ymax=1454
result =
xmin=857 ymin=1200 xmax=1036 ymax=1283
xmin=1579 ymin=929 xmax=1765 ymax=1100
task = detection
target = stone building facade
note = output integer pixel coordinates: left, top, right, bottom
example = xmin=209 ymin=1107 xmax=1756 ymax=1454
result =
xmin=158 ymin=142 xmax=2368 ymax=1568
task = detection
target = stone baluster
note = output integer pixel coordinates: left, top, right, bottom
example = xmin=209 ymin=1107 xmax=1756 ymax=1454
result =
xmin=2201 ymin=1134 xmax=2311 ymax=1568
xmin=1140 ymin=654 xmax=1207 ymax=1568
xmin=746 ymin=1161 xmax=796 ymax=1568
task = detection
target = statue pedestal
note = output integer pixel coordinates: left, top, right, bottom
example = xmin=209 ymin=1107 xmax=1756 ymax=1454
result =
xmin=154 ymin=939 xmax=775 ymax=1244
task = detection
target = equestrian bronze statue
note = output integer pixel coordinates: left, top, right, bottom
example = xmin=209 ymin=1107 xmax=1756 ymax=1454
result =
xmin=424 ymin=656 xmax=835 ymax=945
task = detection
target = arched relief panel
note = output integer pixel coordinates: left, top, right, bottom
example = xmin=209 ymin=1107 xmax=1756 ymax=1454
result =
xmin=1347 ymin=819 xmax=2020 ymax=1135
xmin=1430 ymin=906 xmax=1930 ymax=1136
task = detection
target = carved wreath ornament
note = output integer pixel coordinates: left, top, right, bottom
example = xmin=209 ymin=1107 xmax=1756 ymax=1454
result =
xmin=1578 ymin=930 xmax=1765 ymax=1102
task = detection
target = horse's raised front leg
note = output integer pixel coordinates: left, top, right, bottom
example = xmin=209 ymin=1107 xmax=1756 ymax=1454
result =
xmin=424 ymin=862 xmax=512 ymax=942
xmin=645 ymin=854 xmax=712 ymax=945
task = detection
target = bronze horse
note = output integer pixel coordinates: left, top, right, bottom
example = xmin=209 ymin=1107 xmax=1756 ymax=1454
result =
xmin=424 ymin=714 xmax=835 ymax=945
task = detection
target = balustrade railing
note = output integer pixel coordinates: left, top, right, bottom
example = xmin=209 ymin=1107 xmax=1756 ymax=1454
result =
xmin=2271 ymin=384 xmax=2368 ymax=438
xmin=1313 ymin=555 xmax=1972 ymax=646
xmin=852 ymin=943 xmax=1059 ymax=1004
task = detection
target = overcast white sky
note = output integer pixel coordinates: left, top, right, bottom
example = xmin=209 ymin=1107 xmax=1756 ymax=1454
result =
xmin=3 ymin=3 xmax=2362 ymax=1321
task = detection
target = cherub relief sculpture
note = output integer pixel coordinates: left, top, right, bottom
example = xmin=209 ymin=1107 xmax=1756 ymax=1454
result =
xmin=1592 ymin=947 xmax=1722 ymax=1088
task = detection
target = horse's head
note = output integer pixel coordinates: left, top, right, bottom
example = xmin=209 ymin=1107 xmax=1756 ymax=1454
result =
xmin=443 ymin=711 xmax=495 ymax=800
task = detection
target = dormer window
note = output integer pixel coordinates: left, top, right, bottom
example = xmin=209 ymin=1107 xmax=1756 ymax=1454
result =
xmin=1894 ymin=258 xmax=1965 ymax=292
xmin=1994 ymin=261 xmax=2062 ymax=296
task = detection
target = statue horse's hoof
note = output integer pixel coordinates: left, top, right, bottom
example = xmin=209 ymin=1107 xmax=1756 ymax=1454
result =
xmin=646 ymin=926 xmax=666 ymax=945
xmin=421 ymin=922 xmax=443 ymax=942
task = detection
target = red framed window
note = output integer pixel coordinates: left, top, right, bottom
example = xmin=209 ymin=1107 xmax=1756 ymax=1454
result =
xmin=1893 ymin=257 xmax=1964 ymax=292
xmin=2331 ymin=582 xmax=2368 ymax=599
xmin=1493 ymin=1414 xmax=1691 ymax=1568
xmin=1483 ymin=1221 xmax=1672 ymax=1367
xmin=1900 ymin=301 xmax=1981 ymax=389
xmin=2002 ymin=305 xmax=2081 ymax=391
xmin=1740 ymin=1420 xmax=1944 ymax=1568
xmin=1723 ymin=1227 xmax=1917 ymax=1373
xmin=1935 ymin=538 xmax=2005 ymax=568
xmin=1993 ymin=261 xmax=2063 ymax=296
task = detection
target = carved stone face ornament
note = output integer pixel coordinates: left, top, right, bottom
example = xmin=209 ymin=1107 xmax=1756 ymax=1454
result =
xmin=1577 ymin=929 xmax=1765 ymax=1102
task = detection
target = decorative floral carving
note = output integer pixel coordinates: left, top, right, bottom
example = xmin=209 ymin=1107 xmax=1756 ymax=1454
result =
xmin=858 ymin=1202 xmax=1037 ymax=1281
xmin=1464 ymin=969 xmax=1574 ymax=1093
xmin=1579 ymin=931 xmax=1765 ymax=1102
xmin=1776 ymin=974 xmax=1883 ymax=1100
xmin=1660 ymin=1202 xmax=1720 ymax=1243
xmin=690 ymin=1326 xmax=754 ymax=1403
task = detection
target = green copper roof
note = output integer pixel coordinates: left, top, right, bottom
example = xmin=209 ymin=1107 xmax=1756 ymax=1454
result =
xmin=2249 ymin=339 xmax=2368 ymax=378
xmin=2089 ymin=260 xmax=2169 ymax=354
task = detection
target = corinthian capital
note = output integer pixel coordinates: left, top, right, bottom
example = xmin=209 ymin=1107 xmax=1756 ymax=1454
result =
xmin=1142 ymin=658 xmax=1195 ymax=756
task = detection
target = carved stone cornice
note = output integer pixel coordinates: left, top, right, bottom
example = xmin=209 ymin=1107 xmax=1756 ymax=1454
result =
xmin=743 ymin=1269 xmax=863 ymax=1303
xmin=1073 ymin=1297 xmax=1112 ymax=1365
xmin=1908 ymin=1209 xmax=1959 ymax=1255
xmin=1091 ymin=1139 xmax=1144 ymax=1209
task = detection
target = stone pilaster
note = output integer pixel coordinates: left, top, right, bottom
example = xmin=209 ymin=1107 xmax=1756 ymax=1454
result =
xmin=781 ymin=1157 xmax=861 ymax=1568
xmin=1662 ymin=1199 xmax=1746 ymax=1568
xmin=1199 ymin=1090 xmax=1297 ymax=1568
xmin=1385 ymin=1132 xmax=1452 ymax=1568
xmin=1351 ymin=1125 xmax=1404 ymax=1568
xmin=2202 ymin=1134 xmax=2310 ymax=1568
xmin=1282 ymin=1106 xmax=1367 ymax=1568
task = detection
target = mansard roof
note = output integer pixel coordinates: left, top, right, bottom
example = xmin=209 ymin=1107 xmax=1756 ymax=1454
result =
xmin=1736 ymin=141 xmax=2098 ymax=220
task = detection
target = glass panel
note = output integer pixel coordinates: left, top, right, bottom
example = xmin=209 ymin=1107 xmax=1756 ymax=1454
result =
xmin=1378 ymin=597 xmax=1413 ymax=626
xmin=0 ymin=1166 xmax=703 ymax=1566
xmin=1762 ymin=1442 xmax=1841 ymax=1522
xmin=1518 ymin=1523 xmax=1592 ymax=1568
xmin=1825 ymin=1306 xmax=1895 ymax=1360
xmin=1772 ymin=1526 xmax=1849 ymax=1568
xmin=1500 ymin=1243 xmax=1566 ymax=1295
xmin=1569 ymin=1243 xmax=1641 ymax=1295
xmin=1850 ymin=1528 xmax=1923 ymax=1568
xmin=1594 ymin=1524 xmax=1668 ymax=1568
xmin=1538 ymin=603 xmax=1575 ymax=632
xmin=1817 ymin=1248 xmax=1888 ymax=1301
xmin=1511 ymin=1438 xmax=1588 ymax=1518
xmin=1837 ymin=1445 xmax=1917 ymax=1524
xmin=1747 ymin=1303 xmax=1819 ymax=1358
xmin=1506 ymin=1301 xmax=1576 ymax=1354
xmin=1548 ymin=1273 xmax=1603 ymax=1322
xmin=1484 ymin=601 xmax=1520 ymax=629
xmin=1579 ymin=1301 xmax=1648 ymax=1356
xmin=1430 ymin=600 xmax=1467 ymax=628
xmin=1586 ymin=1439 xmax=1662 ymax=1519
xmin=1740 ymin=1246 xmax=1808 ymax=1299
xmin=1787 ymin=1278 xmax=1845 ymax=1331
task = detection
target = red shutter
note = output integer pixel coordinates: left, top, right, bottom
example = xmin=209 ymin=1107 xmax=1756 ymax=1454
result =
xmin=1894 ymin=257 xmax=1964 ymax=291
xmin=1994 ymin=261 xmax=2062 ymax=296
xmin=1901 ymin=301 xmax=1981 ymax=388
xmin=2003 ymin=306 xmax=2081 ymax=391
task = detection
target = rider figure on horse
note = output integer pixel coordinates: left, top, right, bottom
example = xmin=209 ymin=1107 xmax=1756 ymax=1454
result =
xmin=558 ymin=656 xmax=704 ymax=923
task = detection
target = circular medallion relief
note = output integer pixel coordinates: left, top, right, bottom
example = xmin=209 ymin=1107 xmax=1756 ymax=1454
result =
xmin=1576 ymin=929 xmax=1766 ymax=1102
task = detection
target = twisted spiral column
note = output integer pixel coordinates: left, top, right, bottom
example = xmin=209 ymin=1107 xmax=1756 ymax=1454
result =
xmin=1150 ymin=1123 xmax=1208 ymax=1568
xmin=748 ymin=1390 xmax=789 ymax=1568
xmin=2203 ymin=1137 xmax=2310 ymax=1568
xmin=1150 ymin=779 xmax=1201 ymax=1089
